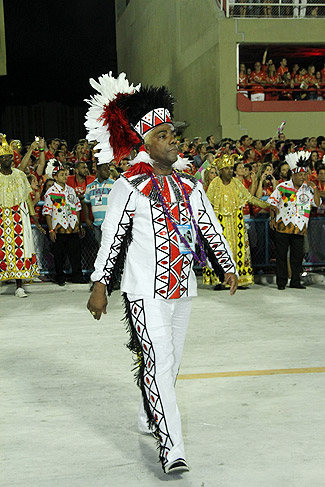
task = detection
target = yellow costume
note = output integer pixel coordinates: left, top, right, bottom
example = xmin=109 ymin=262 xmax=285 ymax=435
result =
xmin=204 ymin=155 xmax=269 ymax=287
xmin=0 ymin=137 xmax=39 ymax=281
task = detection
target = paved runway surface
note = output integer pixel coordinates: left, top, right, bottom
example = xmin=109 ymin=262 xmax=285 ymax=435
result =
xmin=1 ymin=279 xmax=324 ymax=487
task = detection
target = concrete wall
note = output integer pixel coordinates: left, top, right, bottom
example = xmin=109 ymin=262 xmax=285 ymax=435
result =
xmin=116 ymin=0 xmax=325 ymax=141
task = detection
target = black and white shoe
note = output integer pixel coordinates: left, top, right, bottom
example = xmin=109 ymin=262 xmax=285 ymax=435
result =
xmin=164 ymin=458 xmax=190 ymax=474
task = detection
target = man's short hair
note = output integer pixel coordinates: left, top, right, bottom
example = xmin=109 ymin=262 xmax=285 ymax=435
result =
xmin=206 ymin=135 xmax=213 ymax=144
xmin=240 ymin=135 xmax=249 ymax=144
xmin=75 ymin=160 xmax=87 ymax=169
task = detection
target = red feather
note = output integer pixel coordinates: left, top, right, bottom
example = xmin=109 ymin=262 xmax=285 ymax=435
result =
xmin=99 ymin=93 xmax=141 ymax=163
xmin=124 ymin=162 xmax=153 ymax=177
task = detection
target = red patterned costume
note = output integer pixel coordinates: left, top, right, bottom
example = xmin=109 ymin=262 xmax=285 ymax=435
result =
xmin=0 ymin=168 xmax=39 ymax=281
xmin=86 ymin=73 xmax=237 ymax=473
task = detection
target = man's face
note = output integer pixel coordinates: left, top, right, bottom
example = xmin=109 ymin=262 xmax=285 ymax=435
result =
xmin=239 ymin=63 xmax=245 ymax=72
xmin=255 ymin=140 xmax=263 ymax=150
xmin=145 ymin=124 xmax=177 ymax=166
xmin=220 ymin=166 xmax=233 ymax=182
xmin=119 ymin=159 xmax=130 ymax=172
xmin=320 ymin=140 xmax=325 ymax=150
xmin=200 ymin=145 xmax=207 ymax=155
xmin=56 ymin=150 xmax=66 ymax=163
xmin=0 ymin=154 xmax=14 ymax=170
xmin=97 ymin=163 xmax=110 ymax=180
xmin=76 ymin=162 xmax=88 ymax=177
xmin=292 ymin=171 xmax=305 ymax=188
xmin=50 ymin=140 xmax=60 ymax=152
xmin=280 ymin=164 xmax=289 ymax=178
xmin=318 ymin=169 xmax=325 ymax=182
xmin=282 ymin=58 xmax=287 ymax=67
xmin=209 ymin=136 xmax=215 ymax=145
xmin=309 ymin=137 xmax=317 ymax=148
xmin=254 ymin=62 xmax=261 ymax=72
xmin=243 ymin=136 xmax=250 ymax=148
xmin=251 ymin=162 xmax=257 ymax=174
xmin=243 ymin=166 xmax=250 ymax=178
xmin=55 ymin=170 xmax=68 ymax=185
xmin=236 ymin=163 xmax=245 ymax=177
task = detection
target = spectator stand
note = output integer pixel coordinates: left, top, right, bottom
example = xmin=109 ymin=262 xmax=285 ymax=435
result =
xmin=223 ymin=1 xmax=325 ymax=18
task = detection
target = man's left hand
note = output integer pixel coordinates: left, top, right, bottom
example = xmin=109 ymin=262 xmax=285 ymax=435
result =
xmin=224 ymin=272 xmax=238 ymax=296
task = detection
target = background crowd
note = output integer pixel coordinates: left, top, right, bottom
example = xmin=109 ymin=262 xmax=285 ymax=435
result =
xmin=1 ymin=128 xmax=325 ymax=287
xmin=238 ymin=52 xmax=325 ymax=101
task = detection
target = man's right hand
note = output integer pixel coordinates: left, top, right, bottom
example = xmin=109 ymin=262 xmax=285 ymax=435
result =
xmin=49 ymin=231 xmax=56 ymax=243
xmin=87 ymin=282 xmax=107 ymax=320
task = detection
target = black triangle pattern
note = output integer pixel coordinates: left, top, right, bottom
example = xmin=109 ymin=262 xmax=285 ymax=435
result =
xmin=150 ymin=199 xmax=193 ymax=299
xmin=197 ymin=194 xmax=236 ymax=274
xmin=99 ymin=196 xmax=135 ymax=285
xmin=130 ymin=299 xmax=174 ymax=466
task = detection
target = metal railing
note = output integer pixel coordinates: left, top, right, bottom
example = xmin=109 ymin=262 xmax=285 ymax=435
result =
xmin=224 ymin=1 xmax=325 ymax=18
xmin=31 ymin=217 xmax=325 ymax=277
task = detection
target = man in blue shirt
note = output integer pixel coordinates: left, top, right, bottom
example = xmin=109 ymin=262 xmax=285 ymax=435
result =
xmin=82 ymin=163 xmax=115 ymax=244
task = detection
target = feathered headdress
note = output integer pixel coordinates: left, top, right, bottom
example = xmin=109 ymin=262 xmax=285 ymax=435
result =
xmin=285 ymin=151 xmax=309 ymax=174
xmin=85 ymin=72 xmax=175 ymax=165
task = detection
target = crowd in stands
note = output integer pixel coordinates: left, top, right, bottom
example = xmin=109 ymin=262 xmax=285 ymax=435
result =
xmin=238 ymin=51 xmax=325 ymax=101
xmin=232 ymin=0 xmax=324 ymax=18
xmin=1 ymin=129 xmax=325 ymax=281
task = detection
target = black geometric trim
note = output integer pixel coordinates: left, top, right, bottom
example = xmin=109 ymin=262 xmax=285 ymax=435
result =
xmin=121 ymin=171 xmax=197 ymax=204
xmin=123 ymin=294 xmax=174 ymax=468
xmin=197 ymin=190 xmax=236 ymax=277
xmin=99 ymin=193 xmax=135 ymax=294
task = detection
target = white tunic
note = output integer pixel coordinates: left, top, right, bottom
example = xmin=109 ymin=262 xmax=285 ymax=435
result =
xmin=92 ymin=171 xmax=237 ymax=299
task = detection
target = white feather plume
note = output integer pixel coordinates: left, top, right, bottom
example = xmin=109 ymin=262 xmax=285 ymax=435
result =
xmin=84 ymin=72 xmax=141 ymax=165
xmin=172 ymin=155 xmax=193 ymax=171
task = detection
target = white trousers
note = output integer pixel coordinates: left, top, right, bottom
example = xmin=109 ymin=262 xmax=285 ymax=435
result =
xmin=126 ymin=294 xmax=192 ymax=467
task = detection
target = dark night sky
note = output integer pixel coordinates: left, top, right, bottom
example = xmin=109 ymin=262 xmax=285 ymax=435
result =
xmin=1 ymin=0 xmax=117 ymax=107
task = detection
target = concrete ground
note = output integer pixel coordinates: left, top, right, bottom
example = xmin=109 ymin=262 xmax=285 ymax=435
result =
xmin=1 ymin=277 xmax=325 ymax=487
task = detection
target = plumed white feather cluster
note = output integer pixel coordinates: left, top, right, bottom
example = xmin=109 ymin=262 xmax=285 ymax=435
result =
xmin=84 ymin=72 xmax=141 ymax=165
xmin=285 ymin=151 xmax=309 ymax=171
xmin=173 ymin=156 xmax=193 ymax=171
xmin=129 ymin=150 xmax=192 ymax=172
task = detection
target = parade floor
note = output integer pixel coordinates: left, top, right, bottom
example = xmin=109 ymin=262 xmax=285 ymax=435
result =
xmin=1 ymin=278 xmax=325 ymax=487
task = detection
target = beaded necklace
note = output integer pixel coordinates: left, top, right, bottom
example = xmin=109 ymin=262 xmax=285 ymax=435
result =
xmin=149 ymin=171 xmax=207 ymax=266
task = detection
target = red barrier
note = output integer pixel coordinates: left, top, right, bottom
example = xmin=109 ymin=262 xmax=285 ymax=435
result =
xmin=237 ymin=93 xmax=325 ymax=112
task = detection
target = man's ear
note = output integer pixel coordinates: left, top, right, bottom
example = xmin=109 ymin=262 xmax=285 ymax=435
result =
xmin=144 ymin=143 xmax=150 ymax=154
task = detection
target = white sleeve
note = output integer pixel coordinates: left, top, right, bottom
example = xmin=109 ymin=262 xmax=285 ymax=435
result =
xmin=195 ymin=187 xmax=238 ymax=276
xmin=91 ymin=178 xmax=136 ymax=284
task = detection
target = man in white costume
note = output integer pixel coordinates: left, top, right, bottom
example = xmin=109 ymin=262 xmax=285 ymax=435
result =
xmin=86 ymin=74 xmax=238 ymax=474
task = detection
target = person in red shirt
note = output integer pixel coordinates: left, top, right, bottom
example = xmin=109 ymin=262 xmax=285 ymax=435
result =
xmin=45 ymin=138 xmax=61 ymax=161
xmin=316 ymin=136 xmax=325 ymax=159
xmin=306 ymin=64 xmax=317 ymax=100
xmin=67 ymin=161 xmax=95 ymax=221
xmin=252 ymin=162 xmax=276 ymax=216
xmin=237 ymin=135 xmax=252 ymax=155
xmin=276 ymin=58 xmax=288 ymax=78
xmin=265 ymin=63 xmax=279 ymax=101
xmin=249 ymin=62 xmax=266 ymax=101
xmin=291 ymin=63 xmax=299 ymax=80
xmin=279 ymin=72 xmax=294 ymax=100
xmin=311 ymin=164 xmax=325 ymax=216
